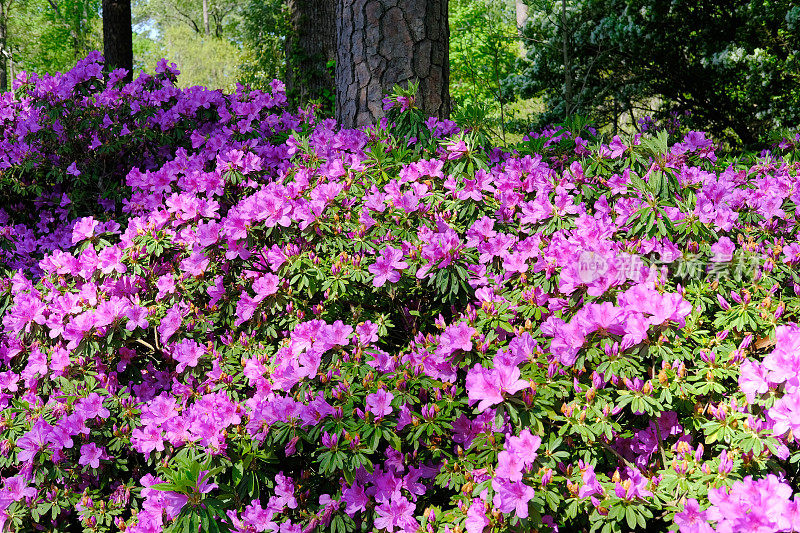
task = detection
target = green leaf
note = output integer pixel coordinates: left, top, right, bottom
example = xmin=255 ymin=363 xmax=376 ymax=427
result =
xmin=625 ymin=506 xmax=637 ymax=530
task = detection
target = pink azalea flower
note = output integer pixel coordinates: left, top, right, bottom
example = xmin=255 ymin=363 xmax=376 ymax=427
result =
xmin=674 ymin=499 xmax=713 ymax=533
xmin=1 ymin=475 xmax=37 ymax=502
xmin=368 ymin=246 xmax=408 ymax=287
xmin=464 ymin=499 xmax=490 ymax=533
xmin=79 ymin=442 xmax=104 ymax=469
xmin=366 ymin=389 xmax=394 ymax=418
xmin=171 ymin=339 xmax=205 ymax=373
xmin=466 ymin=362 xmax=528 ymax=412
xmin=710 ymin=237 xmax=735 ymax=262
xmin=72 ymin=216 xmax=99 ymax=244
xmin=492 ymin=477 xmax=536 ymax=518
xmin=181 ymin=250 xmax=210 ymax=276
xmin=578 ymin=465 xmax=604 ymax=498
xmin=374 ymin=496 xmax=417 ymax=532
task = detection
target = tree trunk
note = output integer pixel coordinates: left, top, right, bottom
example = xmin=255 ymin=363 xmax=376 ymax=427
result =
xmin=561 ymin=0 xmax=572 ymax=118
xmin=336 ymin=0 xmax=450 ymax=129
xmin=7 ymin=44 xmax=12 ymax=87
xmin=285 ymin=0 xmax=337 ymax=112
xmin=0 ymin=0 xmax=7 ymax=92
xmin=515 ymin=0 xmax=527 ymax=55
xmin=102 ymin=0 xmax=133 ymax=81
xmin=202 ymin=0 xmax=210 ymax=35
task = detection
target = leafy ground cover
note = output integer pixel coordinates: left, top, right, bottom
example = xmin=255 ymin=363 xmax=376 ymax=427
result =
xmin=0 ymin=55 xmax=799 ymax=533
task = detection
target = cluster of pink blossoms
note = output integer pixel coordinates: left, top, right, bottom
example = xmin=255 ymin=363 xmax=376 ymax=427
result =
xmin=0 ymin=52 xmax=798 ymax=533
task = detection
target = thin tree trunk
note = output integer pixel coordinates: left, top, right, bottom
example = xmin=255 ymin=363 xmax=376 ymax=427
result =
xmin=561 ymin=0 xmax=572 ymax=118
xmin=0 ymin=0 xmax=7 ymax=92
xmin=336 ymin=0 xmax=450 ymax=128
xmin=286 ymin=0 xmax=336 ymax=111
xmin=202 ymin=0 xmax=210 ymax=35
xmin=102 ymin=0 xmax=133 ymax=81
xmin=8 ymin=43 xmax=12 ymax=87
xmin=515 ymin=0 xmax=527 ymax=55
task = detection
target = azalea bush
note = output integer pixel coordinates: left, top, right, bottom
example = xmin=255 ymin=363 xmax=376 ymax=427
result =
xmin=0 ymin=54 xmax=799 ymax=533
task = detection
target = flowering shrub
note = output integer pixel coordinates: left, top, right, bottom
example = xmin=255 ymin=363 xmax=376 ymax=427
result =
xmin=0 ymin=54 xmax=799 ymax=533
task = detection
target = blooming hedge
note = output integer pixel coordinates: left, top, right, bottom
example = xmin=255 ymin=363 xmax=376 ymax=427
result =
xmin=0 ymin=54 xmax=799 ymax=533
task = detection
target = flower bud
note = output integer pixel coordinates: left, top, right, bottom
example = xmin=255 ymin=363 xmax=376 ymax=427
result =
xmin=586 ymin=388 xmax=596 ymax=403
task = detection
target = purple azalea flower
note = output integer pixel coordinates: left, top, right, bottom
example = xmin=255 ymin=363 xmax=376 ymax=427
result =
xmin=72 ymin=216 xmax=98 ymax=244
xmin=79 ymin=443 xmax=104 ymax=469
xmin=373 ymin=496 xmax=417 ymax=533
xmin=492 ymin=477 xmax=536 ymax=518
xmin=674 ymin=499 xmax=713 ymax=533
xmin=1 ymin=476 xmax=37 ymax=502
xmin=365 ymin=389 xmax=394 ymax=418
xmin=710 ymin=237 xmax=735 ymax=262
xmin=75 ymin=393 xmax=110 ymax=420
xmin=368 ymin=246 xmax=408 ymax=287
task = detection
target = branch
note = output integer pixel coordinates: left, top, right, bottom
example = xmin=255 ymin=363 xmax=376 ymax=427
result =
xmin=134 ymin=338 xmax=156 ymax=352
xmin=599 ymin=440 xmax=638 ymax=472
xmin=169 ymin=4 xmax=202 ymax=34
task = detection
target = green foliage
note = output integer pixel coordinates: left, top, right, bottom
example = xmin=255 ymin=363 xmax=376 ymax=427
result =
xmin=162 ymin=25 xmax=245 ymax=91
xmin=238 ymin=0 xmax=287 ymax=90
xmin=514 ymin=0 xmax=800 ymax=148
xmin=449 ymin=0 xmax=530 ymax=142
xmin=132 ymin=0 xmax=251 ymax=90
xmin=449 ymin=0 xmax=519 ymax=105
xmin=7 ymin=0 xmax=102 ymax=75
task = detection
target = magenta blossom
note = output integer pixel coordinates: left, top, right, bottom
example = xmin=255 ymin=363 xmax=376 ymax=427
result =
xmin=466 ymin=361 xmax=528 ymax=412
xmin=368 ymin=246 xmax=409 ymax=287
xmin=674 ymin=499 xmax=713 ymax=533
xmin=79 ymin=443 xmax=104 ymax=469
xmin=365 ymin=390 xmax=394 ymax=418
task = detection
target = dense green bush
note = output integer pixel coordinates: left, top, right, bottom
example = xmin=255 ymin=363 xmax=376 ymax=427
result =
xmin=0 ymin=55 xmax=799 ymax=533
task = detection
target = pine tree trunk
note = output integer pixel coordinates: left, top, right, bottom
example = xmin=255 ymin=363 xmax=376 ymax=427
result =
xmin=335 ymin=0 xmax=450 ymax=129
xmin=285 ymin=0 xmax=336 ymax=111
xmin=102 ymin=0 xmax=133 ymax=81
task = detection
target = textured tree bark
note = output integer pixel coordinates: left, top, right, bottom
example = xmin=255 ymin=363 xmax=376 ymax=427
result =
xmin=102 ymin=0 xmax=133 ymax=82
xmin=202 ymin=0 xmax=210 ymax=35
xmin=285 ymin=0 xmax=337 ymax=110
xmin=335 ymin=0 xmax=450 ymax=129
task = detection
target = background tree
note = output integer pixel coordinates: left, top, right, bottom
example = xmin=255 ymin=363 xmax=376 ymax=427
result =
xmin=102 ymin=0 xmax=132 ymax=78
xmin=0 ymin=0 xmax=13 ymax=90
xmin=449 ymin=0 xmax=522 ymax=140
xmin=132 ymin=0 xmax=247 ymax=88
xmin=159 ymin=24 xmax=244 ymax=89
xmin=284 ymin=0 xmax=335 ymax=113
xmin=44 ymin=0 xmax=101 ymax=62
xmin=133 ymin=0 xmax=240 ymax=37
xmin=3 ymin=0 xmax=101 ymax=76
xmin=238 ymin=0 xmax=287 ymax=89
xmin=514 ymin=0 xmax=800 ymax=146
xmin=335 ymin=0 xmax=450 ymax=128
